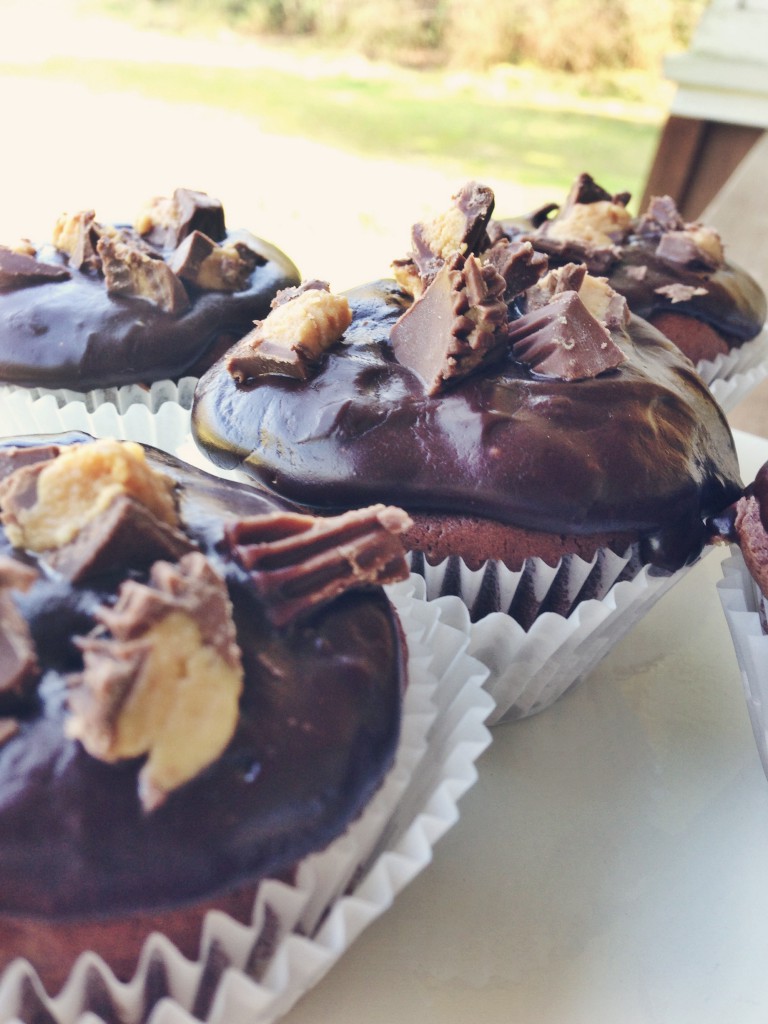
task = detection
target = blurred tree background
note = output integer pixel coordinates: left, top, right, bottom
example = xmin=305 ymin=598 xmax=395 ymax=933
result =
xmin=0 ymin=0 xmax=711 ymax=284
xmin=105 ymin=0 xmax=707 ymax=72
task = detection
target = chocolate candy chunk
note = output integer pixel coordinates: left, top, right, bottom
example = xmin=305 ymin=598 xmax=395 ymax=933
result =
xmin=98 ymin=234 xmax=191 ymax=316
xmin=52 ymin=210 xmax=102 ymax=272
xmin=0 ymin=246 xmax=70 ymax=290
xmin=227 ymin=286 xmax=351 ymax=383
xmin=635 ymin=194 xmax=685 ymax=237
xmin=137 ymin=189 xmax=226 ymax=249
xmin=0 ymin=438 xmax=182 ymax=556
xmin=168 ymin=231 xmax=260 ymax=292
xmin=69 ymin=552 xmax=243 ymax=811
xmin=225 ymin=504 xmax=411 ymax=628
xmin=405 ymin=180 xmax=495 ymax=291
xmin=655 ymin=228 xmax=723 ymax=271
xmin=508 ymin=290 xmax=626 ymax=381
xmin=527 ymin=262 xmax=587 ymax=308
xmin=528 ymin=201 xmax=560 ymax=229
xmin=0 ymin=443 xmax=60 ymax=484
xmin=391 ymin=252 xmax=509 ymax=395
xmin=0 ymin=558 xmax=40 ymax=707
xmin=0 ymin=457 xmax=192 ymax=581
xmin=526 ymin=233 xmax=620 ymax=276
xmin=563 ymin=172 xmax=630 ymax=209
xmin=654 ymin=282 xmax=708 ymax=304
xmin=655 ymin=231 xmax=705 ymax=268
xmin=530 ymin=174 xmax=632 ymax=274
xmin=48 ymin=493 xmax=195 ymax=583
xmin=529 ymin=264 xmax=629 ymax=331
xmin=483 ymin=239 xmax=548 ymax=300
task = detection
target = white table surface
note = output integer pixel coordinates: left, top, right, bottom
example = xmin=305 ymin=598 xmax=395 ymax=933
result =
xmin=281 ymin=429 xmax=768 ymax=1024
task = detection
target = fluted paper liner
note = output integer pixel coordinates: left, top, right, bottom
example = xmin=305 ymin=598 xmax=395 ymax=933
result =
xmin=0 ymin=581 xmax=493 ymax=1024
xmin=0 ymin=377 xmax=199 ymax=414
xmin=701 ymin=325 xmax=768 ymax=412
xmin=718 ymin=549 xmax=768 ymax=778
xmin=410 ymin=547 xmax=705 ymax=723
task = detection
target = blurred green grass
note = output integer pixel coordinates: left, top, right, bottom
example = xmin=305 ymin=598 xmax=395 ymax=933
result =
xmin=0 ymin=55 xmax=663 ymax=203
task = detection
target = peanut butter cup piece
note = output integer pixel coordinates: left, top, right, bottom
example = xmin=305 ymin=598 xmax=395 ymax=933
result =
xmin=227 ymin=283 xmax=352 ymax=382
xmin=168 ymin=231 xmax=261 ymax=292
xmin=48 ymin=493 xmax=195 ymax=583
xmin=563 ymin=172 xmax=631 ymax=209
xmin=52 ymin=210 xmax=102 ymax=272
xmin=654 ymin=224 xmax=724 ymax=272
xmin=0 ymin=442 xmax=61 ymax=483
xmin=393 ymin=180 xmax=496 ymax=295
xmin=0 ymin=438 xmax=180 ymax=556
xmin=482 ymin=238 xmax=548 ymax=299
xmin=136 ymin=188 xmax=226 ymax=249
xmin=98 ymin=234 xmax=191 ymax=315
xmin=528 ymin=264 xmax=630 ymax=330
xmin=524 ymin=173 xmax=632 ymax=275
xmin=225 ymin=504 xmax=412 ymax=627
xmin=0 ymin=246 xmax=70 ymax=289
xmin=391 ymin=251 xmax=509 ymax=394
xmin=508 ymin=289 xmax=626 ymax=381
xmin=68 ymin=552 xmax=244 ymax=811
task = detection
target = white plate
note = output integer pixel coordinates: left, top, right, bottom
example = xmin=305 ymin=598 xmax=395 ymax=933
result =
xmin=278 ymin=429 xmax=768 ymax=1024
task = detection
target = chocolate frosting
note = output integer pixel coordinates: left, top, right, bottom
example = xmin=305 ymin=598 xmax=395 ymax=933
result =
xmin=192 ymin=279 xmax=743 ymax=571
xmin=0 ymin=230 xmax=300 ymax=390
xmin=0 ymin=434 xmax=404 ymax=918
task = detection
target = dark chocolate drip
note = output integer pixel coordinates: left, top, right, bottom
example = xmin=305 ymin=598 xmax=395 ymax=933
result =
xmin=192 ymin=279 xmax=742 ymax=573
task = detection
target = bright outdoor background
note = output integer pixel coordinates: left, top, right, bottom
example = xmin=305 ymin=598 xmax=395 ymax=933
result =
xmin=0 ymin=0 xmax=705 ymax=289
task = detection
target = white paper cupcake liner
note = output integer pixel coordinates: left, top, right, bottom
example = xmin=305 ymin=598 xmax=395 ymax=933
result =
xmin=0 ymin=377 xmax=199 ymax=414
xmin=409 ymin=546 xmax=704 ymax=724
xmin=0 ymin=581 xmax=493 ymax=1024
xmin=717 ymin=549 xmax=768 ymax=777
xmin=699 ymin=325 xmax=768 ymax=412
xmin=0 ymin=388 xmax=255 ymax=487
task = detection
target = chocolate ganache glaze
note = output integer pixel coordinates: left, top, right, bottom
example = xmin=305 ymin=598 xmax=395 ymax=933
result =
xmin=0 ymin=433 xmax=406 ymax=920
xmin=494 ymin=174 xmax=766 ymax=349
xmin=0 ymin=189 xmax=300 ymax=391
xmin=192 ymin=276 xmax=743 ymax=573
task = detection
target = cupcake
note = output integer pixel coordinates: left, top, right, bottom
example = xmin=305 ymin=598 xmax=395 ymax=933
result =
xmin=0 ymin=188 xmax=300 ymax=412
xmin=0 ymin=432 xmax=416 ymax=996
xmin=190 ymin=182 xmax=743 ymax=720
xmin=717 ymin=459 xmax=768 ymax=777
xmin=492 ymin=173 xmax=768 ymax=404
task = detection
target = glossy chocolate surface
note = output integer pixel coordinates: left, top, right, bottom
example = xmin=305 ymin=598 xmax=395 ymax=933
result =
xmin=0 ymin=435 xmax=403 ymax=918
xmin=0 ymin=231 xmax=299 ymax=390
xmin=192 ymin=279 xmax=743 ymax=571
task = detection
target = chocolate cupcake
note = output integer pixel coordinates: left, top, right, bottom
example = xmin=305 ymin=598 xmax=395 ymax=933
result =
xmin=493 ymin=173 xmax=767 ymax=402
xmin=716 ymin=461 xmax=768 ymax=779
xmin=0 ymin=433 xmax=417 ymax=997
xmin=191 ymin=182 xmax=744 ymax=720
xmin=0 ymin=188 xmax=300 ymax=411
